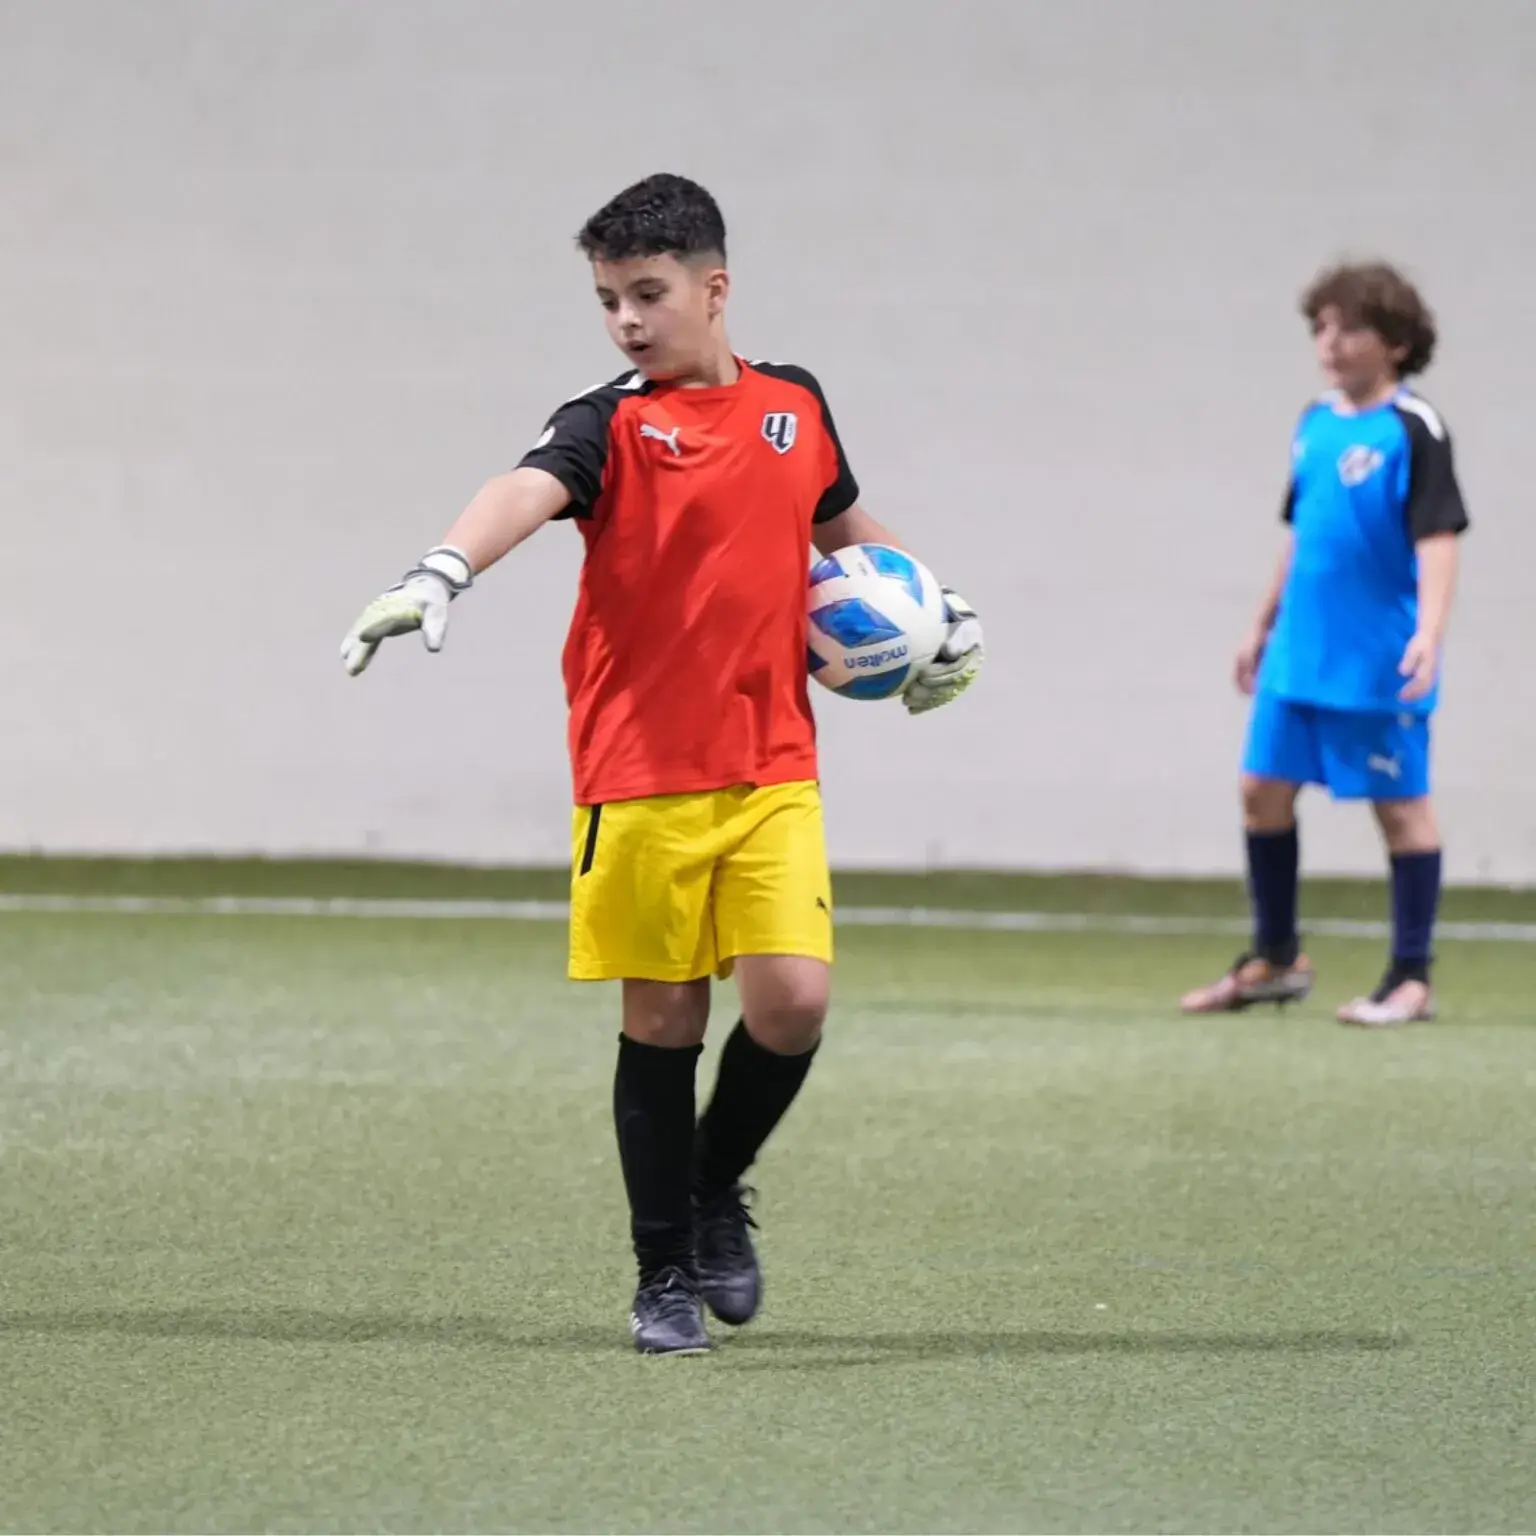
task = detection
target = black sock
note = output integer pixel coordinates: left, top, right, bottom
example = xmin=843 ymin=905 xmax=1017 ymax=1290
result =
xmin=613 ymin=1035 xmax=702 ymax=1281
xmin=1247 ymin=827 xmax=1300 ymax=963
xmin=1389 ymin=848 xmax=1441 ymax=981
xmin=694 ymin=1020 xmax=817 ymax=1205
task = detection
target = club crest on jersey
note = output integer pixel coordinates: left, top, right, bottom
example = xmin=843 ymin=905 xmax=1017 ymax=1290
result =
xmin=761 ymin=412 xmax=798 ymax=454
xmin=1337 ymin=445 xmax=1383 ymax=487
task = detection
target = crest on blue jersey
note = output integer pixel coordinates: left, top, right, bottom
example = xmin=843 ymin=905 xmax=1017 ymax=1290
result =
xmin=762 ymin=412 xmax=798 ymax=454
xmin=1337 ymin=445 xmax=1384 ymax=487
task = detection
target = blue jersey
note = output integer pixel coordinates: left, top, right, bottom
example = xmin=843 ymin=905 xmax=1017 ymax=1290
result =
xmin=1258 ymin=389 xmax=1469 ymax=716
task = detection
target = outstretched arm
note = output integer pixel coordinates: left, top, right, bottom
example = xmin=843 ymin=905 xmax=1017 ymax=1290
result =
xmin=440 ymin=468 xmax=572 ymax=573
xmin=339 ymin=468 xmax=570 ymax=676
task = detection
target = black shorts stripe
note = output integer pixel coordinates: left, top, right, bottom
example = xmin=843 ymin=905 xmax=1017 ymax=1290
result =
xmin=579 ymin=805 xmax=603 ymax=876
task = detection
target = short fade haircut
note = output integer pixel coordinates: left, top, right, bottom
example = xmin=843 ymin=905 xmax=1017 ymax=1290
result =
xmin=577 ymin=173 xmax=727 ymax=265
xmin=1301 ymin=260 xmax=1437 ymax=378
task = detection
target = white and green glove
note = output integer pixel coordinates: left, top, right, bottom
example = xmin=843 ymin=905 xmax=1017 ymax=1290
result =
xmin=340 ymin=546 xmax=473 ymax=676
xmin=904 ymin=589 xmax=984 ymax=715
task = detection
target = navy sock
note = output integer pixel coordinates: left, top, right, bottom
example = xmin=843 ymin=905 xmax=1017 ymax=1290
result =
xmin=1390 ymin=849 xmax=1441 ymax=978
xmin=613 ymin=1036 xmax=703 ymax=1281
xmin=1247 ymin=827 xmax=1300 ymax=963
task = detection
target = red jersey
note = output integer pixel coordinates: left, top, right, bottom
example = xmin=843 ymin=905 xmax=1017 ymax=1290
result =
xmin=518 ymin=360 xmax=860 ymax=805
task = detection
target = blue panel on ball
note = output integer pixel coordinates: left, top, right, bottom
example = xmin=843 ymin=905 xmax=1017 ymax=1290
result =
xmin=808 ymin=555 xmax=843 ymax=586
xmin=810 ymin=596 xmax=904 ymax=649
xmin=835 ymin=663 xmax=910 ymax=700
xmin=806 ymin=645 xmax=829 ymax=673
xmin=862 ymin=544 xmax=925 ymax=604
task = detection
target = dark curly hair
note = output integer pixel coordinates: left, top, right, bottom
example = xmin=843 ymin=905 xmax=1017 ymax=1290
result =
xmin=576 ymin=174 xmax=727 ymax=264
xmin=1300 ymin=261 xmax=1437 ymax=377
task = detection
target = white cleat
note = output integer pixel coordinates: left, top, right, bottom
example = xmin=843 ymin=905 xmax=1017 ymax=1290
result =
xmin=1337 ymin=979 xmax=1436 ymax=1028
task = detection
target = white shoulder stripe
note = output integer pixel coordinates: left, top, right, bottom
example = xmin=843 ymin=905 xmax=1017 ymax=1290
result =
xmin=561 ymin=372 xmax=645 ymax=406
xmin=1396 ymin=393 xmax=1447 ymax=441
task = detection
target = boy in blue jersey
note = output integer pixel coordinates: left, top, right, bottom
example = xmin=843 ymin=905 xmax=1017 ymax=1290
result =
xmin=1182 ymin=262 xmax=1469 ymax=1027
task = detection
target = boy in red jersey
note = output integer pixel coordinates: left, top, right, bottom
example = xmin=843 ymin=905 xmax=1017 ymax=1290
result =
xmin=341 ymin=174 xmax=983 ymax=1354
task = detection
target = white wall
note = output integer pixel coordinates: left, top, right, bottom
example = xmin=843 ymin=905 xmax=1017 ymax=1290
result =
xmin=3 ymin=0 xmax=1532 ymax=880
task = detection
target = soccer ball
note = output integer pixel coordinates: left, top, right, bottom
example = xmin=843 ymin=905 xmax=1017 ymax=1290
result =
xmin=806 ymin=544 xmax=948 ymax=700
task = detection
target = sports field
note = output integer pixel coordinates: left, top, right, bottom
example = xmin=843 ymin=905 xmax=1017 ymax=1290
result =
xmin=2 ymin=858 xmax=1532 ymax=1533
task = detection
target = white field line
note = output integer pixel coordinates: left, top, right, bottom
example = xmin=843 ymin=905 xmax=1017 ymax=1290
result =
xmin=0 ymin=892 xmax=1533 ymax=943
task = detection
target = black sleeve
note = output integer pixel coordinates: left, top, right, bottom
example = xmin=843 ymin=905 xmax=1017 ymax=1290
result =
xmin=515 ymin=381 xmax=627 ymax=519
xmin=809 ymin=387 xmax=860 ymax=525
xmin=750 ymin=361 xmax=860 ymax=523
xmin=1280 ymin=480 xmax=1296 ymax=524
xmin=1399 ymin=407 xmax=1470 ymax=540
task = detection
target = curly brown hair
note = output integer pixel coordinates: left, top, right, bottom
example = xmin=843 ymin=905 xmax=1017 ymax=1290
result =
xmin=1300 ymin=261 xmax=1437 ymax=378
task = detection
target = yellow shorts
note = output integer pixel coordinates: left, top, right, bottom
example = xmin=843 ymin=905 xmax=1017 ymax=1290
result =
xmin=568 ymin=780 xmax=833 ymax=982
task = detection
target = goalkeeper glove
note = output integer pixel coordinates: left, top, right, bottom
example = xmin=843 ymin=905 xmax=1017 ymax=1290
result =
xmin=340 ymin=546 xmax=473 ymax=676
xmin=904 ymin=588 xmax=984 ymax=715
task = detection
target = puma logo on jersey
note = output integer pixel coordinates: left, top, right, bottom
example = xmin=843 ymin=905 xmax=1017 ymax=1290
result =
xmin=640 ymin=422 xmax=682 ymax=456
xmin=1367 ymin=753 xmax=1401 ymax=779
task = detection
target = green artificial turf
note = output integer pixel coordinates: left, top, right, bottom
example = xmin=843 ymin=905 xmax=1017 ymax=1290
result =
xmin=1 ymin=880 xmax=1532 ymax=1531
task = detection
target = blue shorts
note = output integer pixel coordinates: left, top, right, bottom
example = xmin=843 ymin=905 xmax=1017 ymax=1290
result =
xmin=1242 ymin=693 xmax=1431 ymax=801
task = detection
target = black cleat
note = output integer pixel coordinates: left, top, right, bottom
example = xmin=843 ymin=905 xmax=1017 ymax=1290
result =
xmin=630 ymin=1265 xmax=710 ymax=1356
xmin=695 ymin=1184 xmax=762 ymax=1327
